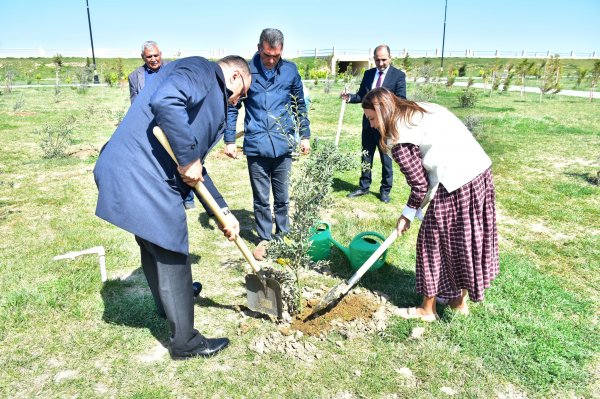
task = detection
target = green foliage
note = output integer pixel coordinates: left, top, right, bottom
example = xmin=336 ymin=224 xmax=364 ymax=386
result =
xmin=115 ymin=57 xmax=125 ymax=80
xmin=458 ymin=88 xmax=478 ymax=108
xmin=462 ymin=114 xmax=484 ymax=138
xmin=539 ymin=55 xmax=562 ymax=96
xmin=589 ymin=60 xmax=600 ymax=102
xmin=411 ymin=82 xmax=437 ymax=101
xmin=458 ymin=63 xmax=467 ymax=77
xmin=104 ymin=71 xmax=119 ymax=87
xmin=269 ymin=141 xmax=355 ymax=311
xmin=400 ymin=53 xmax=412 ymax=72
xmin=36 ymin=115 xmax=77 ymax=158
xmin=3 ymin=69 xmax=16 ymax=93
xmin=12 ymin=94 xmax=25 ymax=112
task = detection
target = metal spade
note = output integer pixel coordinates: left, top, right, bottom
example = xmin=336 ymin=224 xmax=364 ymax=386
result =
xmin=307 ymin=229 xmax=398 ymax=319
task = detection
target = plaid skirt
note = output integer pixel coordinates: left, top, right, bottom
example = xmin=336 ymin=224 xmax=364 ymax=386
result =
xmin=416 ymin=167 xmax=499 ymax=302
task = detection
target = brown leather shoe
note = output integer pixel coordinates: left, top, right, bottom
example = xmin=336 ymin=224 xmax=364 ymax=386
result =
xmin=252 ymin=240 xmax=269 ymax=261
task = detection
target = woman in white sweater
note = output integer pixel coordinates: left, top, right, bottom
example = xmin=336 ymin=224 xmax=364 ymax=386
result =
xmin=361 ymin=88 xmax=499 ymax=322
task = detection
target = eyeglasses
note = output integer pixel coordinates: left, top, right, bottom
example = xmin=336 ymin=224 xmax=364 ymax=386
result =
xmin=238 ymin=74 xmax=248 ymax=101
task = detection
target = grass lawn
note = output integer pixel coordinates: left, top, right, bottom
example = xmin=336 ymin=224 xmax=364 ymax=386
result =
xmin=0 ymin=76 xmax=598 ymax=398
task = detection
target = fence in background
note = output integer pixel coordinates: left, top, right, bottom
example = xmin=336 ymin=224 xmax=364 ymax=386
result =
xmin=0 ymin=47 xmax=597 ymax=59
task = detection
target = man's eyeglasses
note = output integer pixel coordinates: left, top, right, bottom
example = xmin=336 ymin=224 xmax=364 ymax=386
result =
xmin=239 ymin=74 xmax=248 ymax=101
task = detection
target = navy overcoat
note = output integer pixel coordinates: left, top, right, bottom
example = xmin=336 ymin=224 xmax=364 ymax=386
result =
xmin=94 ymin=57 xmax=228 ymax=255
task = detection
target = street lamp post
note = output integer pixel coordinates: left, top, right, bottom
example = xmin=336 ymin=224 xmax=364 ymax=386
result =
xmin=86 ymin=0 xmax=100 ymax=84
xmin=440 ymin=0 xmax=448 ymax=71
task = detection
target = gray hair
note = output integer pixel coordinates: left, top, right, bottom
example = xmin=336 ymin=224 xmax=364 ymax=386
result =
xmin=218 ymin=55 xmax=251 ymax=77
xmin=141 ymin=41 xmax=159 ymax=53
xmin=258 ymin=28 xmax=284 ymax=49
xmin=374 ymin=45 xmax=391 ymax=57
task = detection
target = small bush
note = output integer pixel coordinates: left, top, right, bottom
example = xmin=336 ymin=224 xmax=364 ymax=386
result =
xmin=13 ymin=95 xmax=25 ymax=112
xmin=37 ymin=115 xmax=77 ymax=158
xmin=458 ymin=88 xmax=478 ymax=108
xmin=463 ymin=115 xmax=484 ymax=138
xmin=412 ymin=83 xmax=437 ymax=102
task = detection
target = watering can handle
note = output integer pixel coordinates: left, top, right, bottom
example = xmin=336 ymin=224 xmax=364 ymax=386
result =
xmin=353 ymin=231 xmax=389 ymax=263
xmin=313 ymin=221 xmax=330 ymax=231
xmin=347 ymin=230 xmax=398 ymax=287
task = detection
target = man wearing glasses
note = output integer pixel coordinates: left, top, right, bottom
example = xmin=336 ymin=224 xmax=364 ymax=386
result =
xmin=128 ymin=41 xmax=170 ymax=104
xmin=95 ymin=55 xmax=250 ymax=359
xmin=224 ymin=28 xmax=310 ymax=261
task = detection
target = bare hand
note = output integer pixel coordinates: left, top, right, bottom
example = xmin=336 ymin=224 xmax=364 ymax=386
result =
xmin=300 ymin=138 xmax=310 ymax=155
xmin=396 ymin=215 xmax=411 ymax=235
xmin=340 ymin=92 xmax=350 ymax=102
xmin=224 ymin=143 xmax=238 ymax=159
xmin=177 ymin=159 xmax=204 ymax=186
xmin=218 ymin=212 xmax=240 ymax=241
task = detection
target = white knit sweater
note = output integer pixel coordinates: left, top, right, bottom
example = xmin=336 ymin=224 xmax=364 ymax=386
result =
xmin=393 ymin=102 xmax=492 ymax=221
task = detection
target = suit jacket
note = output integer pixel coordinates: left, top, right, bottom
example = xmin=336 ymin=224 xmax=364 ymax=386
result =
xmin=128 ymin=60 xmax=170 ymax=103
xmin=349 ymin=65 xmax=407 ymax=132
xmin=95 ymin=57 xmax=228 ymax=254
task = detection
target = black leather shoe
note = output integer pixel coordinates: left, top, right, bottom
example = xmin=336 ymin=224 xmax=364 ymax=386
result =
xmin=170 ymin=337 xmax=230 ymax=360
xmin=347 ymin=189 xmax=369 ymax=198
xmin=192 ymin=281 xmax=202 ymax=297
xmin=380 ymin=193 xmax=391 ymax=203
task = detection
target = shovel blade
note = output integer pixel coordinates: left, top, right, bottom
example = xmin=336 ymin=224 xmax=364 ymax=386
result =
xmin=245 ymin=274 xmax=283 ymax=318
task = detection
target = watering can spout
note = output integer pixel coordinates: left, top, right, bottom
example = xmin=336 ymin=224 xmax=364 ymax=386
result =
xmin=328 ymin=237 xmax=350 ymax=258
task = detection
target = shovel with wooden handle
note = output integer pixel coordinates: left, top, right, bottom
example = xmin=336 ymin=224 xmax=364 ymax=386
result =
xmin=334 ymin=85 xmax=349 ymax=147
xmin=306 ymin=229 xmax=398 ymax=319
xmin=153 ymin=126 xmax=283 ymax=318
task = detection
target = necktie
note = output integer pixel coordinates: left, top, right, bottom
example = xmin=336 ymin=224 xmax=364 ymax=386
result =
xmin=376 ymin=71 xmax=384 ymax=88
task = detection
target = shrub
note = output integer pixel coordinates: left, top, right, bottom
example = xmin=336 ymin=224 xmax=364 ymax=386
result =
xmin=463 ymin=115 xmax=484 ymax=138
xmin=458 ymin=88 xmax=478 ymax=108
xmin=411 ymin=83 xmax=437 ymax=102
xmin=37 ymin=115 xmax=77 ymax=158
xmin=268 ymin=141 xmax=355 ymax=313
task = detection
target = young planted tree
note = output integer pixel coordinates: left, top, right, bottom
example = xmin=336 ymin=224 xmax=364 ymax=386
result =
xmin=446 ymin=65 xmax=457 ymax=88
xmin=268 ymin=95 xmax=355 ymax=314
xmin=575 ymin=66 xmax=588 ymax=88
xmin=539 ymin=55 xmax=562 ymax=101
xmin=400 ymin=53 xmax=412 ymax=73
xmin=502 ymin=63 xmax=514 ymax=92
xmin=515 ymin=59 xmax=534 ymax=96
xmin=53 ymin=54 xmax=63 ymax=87
xmin=589 ymin=60 xmax=600 ymax=103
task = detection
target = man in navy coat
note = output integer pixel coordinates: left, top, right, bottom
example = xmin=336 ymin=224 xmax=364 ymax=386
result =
xmin=342 ymin=45 xmax=407 ymax=203
xmin=94 ymin=55 xmax=250 ymax=359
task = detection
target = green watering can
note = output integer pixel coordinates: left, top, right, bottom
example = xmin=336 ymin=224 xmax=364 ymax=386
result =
xmin=308 ymin=221 xmax=333 ymax=261
xmin=329 ymin=231 xmax=389 ymax=271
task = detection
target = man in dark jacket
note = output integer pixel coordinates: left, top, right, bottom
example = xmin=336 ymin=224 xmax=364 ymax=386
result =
xmin=342 ymin=45 xmax=406 ymax=203
xmin=128 ymin=40 xmax=169 ymax=104
xmin=224 ymin=28 xmax=310 ymax=261
xmin=94 ymin=55 xmax=250 ymax=360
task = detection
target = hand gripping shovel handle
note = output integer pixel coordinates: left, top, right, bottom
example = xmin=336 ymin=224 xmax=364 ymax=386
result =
xmin=153 ymin=126 xmax=261 ymax=274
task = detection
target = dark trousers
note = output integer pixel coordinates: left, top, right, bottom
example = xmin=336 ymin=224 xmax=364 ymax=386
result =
xmin=359 ymin=122 xmax=393 ymax=195
xmin=247 ymin=155 xmax=291 ymax=241
xmin=135 ymin=236 xmax=204 ymax=352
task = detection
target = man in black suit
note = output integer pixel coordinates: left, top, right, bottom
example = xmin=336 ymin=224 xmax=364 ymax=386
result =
xmin=342 ymin=45 xmax=406 ymax=203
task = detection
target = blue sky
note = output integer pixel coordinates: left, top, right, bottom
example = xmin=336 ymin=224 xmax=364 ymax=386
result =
xmin=1 ymin=0 xmax=598 ymax=57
